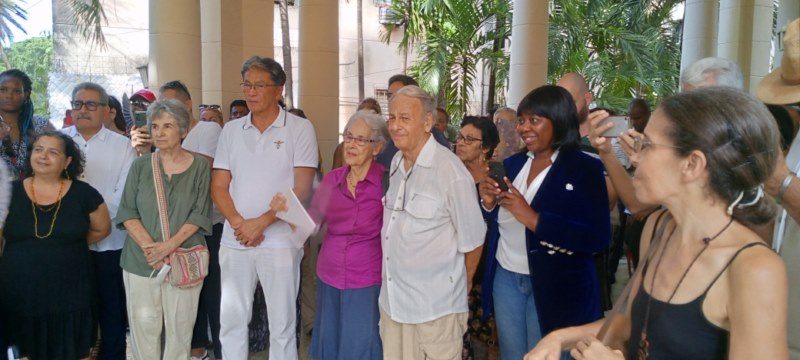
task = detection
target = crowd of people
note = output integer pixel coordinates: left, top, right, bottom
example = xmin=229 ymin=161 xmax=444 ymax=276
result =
xmin=1 ymin=18 xmax=800 ymax=360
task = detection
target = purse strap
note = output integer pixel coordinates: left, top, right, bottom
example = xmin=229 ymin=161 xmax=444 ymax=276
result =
xmin=151 ymin=152 xmax=171 ymax=242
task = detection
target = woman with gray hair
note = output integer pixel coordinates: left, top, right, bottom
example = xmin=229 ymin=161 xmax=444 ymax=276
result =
xmin=272 ymin=110 xmax=388 ymax=359
xmin=115 ymin=99 xmax=212 ymax=359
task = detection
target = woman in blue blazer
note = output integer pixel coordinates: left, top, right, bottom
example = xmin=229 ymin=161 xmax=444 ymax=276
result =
xmin=479 ymin=85 xmax=611 ymax=359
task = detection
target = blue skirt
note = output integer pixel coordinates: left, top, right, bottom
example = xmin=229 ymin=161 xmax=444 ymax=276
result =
xmin=308 ymin=279 xmax=382 ymax=360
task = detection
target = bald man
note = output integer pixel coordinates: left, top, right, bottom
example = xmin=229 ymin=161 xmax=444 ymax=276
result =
xmin=557 ymin=73 xmax=593 ymax=137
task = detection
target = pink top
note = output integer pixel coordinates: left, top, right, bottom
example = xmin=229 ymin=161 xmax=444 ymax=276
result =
xmin=309 ymin=161 xmax=384 ymax=289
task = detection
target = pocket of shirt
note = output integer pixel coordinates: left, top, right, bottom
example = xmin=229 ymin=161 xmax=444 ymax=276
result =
xmin=403 ymin=192 xmax=440 ymax=237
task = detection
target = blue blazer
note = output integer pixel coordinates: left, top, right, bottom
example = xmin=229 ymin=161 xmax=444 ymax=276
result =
xmin=480 ymin=148 xmax=611 ymax=335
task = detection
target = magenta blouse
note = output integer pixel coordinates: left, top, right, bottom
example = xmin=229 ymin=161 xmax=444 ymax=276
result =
xmin=309 ymin=161 xmax=384 ymax=289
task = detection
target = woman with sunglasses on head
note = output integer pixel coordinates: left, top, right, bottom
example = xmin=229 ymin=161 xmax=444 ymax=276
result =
xmin=0 ymin=131 xmax=111 ymax=359
xmin=525 ymin=87 xmax=788 ymax=360
xmin=0 ymin=69 xmax=55 ymax=178
xmin=271 ymin=110 xmax=387 ymax=359
xmin=478 ymin=85 xmax=611 ymax=360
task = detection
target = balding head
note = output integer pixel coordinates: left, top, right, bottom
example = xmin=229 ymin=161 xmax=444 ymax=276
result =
xmin=556 ymin=72 xmax=592 ymax=124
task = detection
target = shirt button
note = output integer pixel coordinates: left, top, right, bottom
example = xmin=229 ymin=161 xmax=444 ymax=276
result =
xmin=386 ymin=256 xmax=389 ymax=261
xmin=388 ymin=277 xmax=392 ymax=281
xmin=391 ymin=216 xmax=395 ymax=220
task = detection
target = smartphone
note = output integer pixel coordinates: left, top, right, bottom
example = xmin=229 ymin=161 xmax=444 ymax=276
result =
xmin=133 ymin=111 xmax=148 ymax=129
xmin=601 ymin=116 xmax=629 ymax=137
xmin=488 ymin=161 xmax=509 ymax=192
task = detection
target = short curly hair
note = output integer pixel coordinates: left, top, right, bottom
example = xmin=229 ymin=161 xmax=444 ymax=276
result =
xmin=24 ymin=131 xmax=85 ymax=179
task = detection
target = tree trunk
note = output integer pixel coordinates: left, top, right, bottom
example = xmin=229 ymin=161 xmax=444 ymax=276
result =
xmin=357 ymin=0 xmax=365 ymax=101
xmin=486 ymin=14 xmax=502 ymax=113
xmin=279 ymin=0 xmax=294 ymax=109
xmin=0 ymin=46 xmax=10 ymax=69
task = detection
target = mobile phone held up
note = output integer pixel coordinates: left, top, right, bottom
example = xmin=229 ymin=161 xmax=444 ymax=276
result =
xmin=133 ymin=111 xmax=148 ymax=130
xmin=601 ymin=116 xmax=629 ymax=137
xmin=488 ymin=161 xmax=509 ymax=192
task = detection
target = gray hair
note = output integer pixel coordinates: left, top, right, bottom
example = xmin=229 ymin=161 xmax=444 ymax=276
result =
xmin=147 ymin=99 xmax=191 ymax=134
xmin=72 ymin=82 xmax=109 ymax=104
xmin=392 ymin=85 xmax=436 ymax=118
xmin=343 ymin=110 xmax=389 ymax=146
xmin=680 ymin=57 xmax=744 ymax=90
xmin=241 ymin=56 xmax=286 ymax=86
xmin=493 ymin=107 xmax=516 ymax=119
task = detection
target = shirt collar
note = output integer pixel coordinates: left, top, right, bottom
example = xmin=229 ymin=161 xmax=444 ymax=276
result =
xmin=242 ymin=108 xmax=287 ymax=130
xmin=339 ymin=160 xmax=385 ymax=187
xmin=411 ymin=134 xmax=438 ymax=168
xmin=526 ymin=149 xmax=559 ymax=163
xmin=64 ymin=125 xmax=111 ymax=142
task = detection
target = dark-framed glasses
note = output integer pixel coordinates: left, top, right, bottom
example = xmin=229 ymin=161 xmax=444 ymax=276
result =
xmin=385 ymin=160 xmax=415 ymax=212
xmin=633 ymin=136 xmax=681 ymax=153
xmin=71 ymin=100 xmax=107 ymax=111
xmin=455 ymin=134 xmax=482 ymax=145
xmin=240 ymin=82 xmax=280 ymax=92
xmin=343 ymin=134 xmax=378 ymax=146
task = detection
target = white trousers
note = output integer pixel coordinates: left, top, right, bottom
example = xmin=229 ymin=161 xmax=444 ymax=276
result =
xmin=122 ymin=270 xmax=202 ymax=360
xmin=219 ymin=246 xmax=303 ymax=360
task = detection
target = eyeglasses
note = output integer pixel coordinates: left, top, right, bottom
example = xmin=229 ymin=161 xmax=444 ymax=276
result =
xmin=240 ymin=82 xmax=281 ymax=92
xmin=343 ymin=134 xmax=378 ymax=146
xmin=71 ymin=100 xmax=107 ymax=111
xmin=456 ymin=134 xmax=482 ymax=145
xmin=385 ymin=158 xmax=415 ymax=212
xmin=633 ymin=136 xmax=682 ymax=153
xmin=200 ymin=104 xmax=221 ymax=110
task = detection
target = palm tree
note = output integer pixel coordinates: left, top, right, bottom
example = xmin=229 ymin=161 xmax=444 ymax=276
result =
xmin=0 ymin=0 xmax=27 ymax=68
xmin=548 ymin=0 xmax=683 ymax=111
xmin=277 ymin=0 xmax=294 ymax=108
xmin=67 ymin=0 xmax=108 ymax=49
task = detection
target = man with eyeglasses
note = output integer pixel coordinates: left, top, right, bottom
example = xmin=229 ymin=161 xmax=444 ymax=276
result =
xmin=60 ymin=82 xmax=137 ymax=360
xmin=379 ymin=85 xmax=485 ymax=360
xmin=211 ymin=56 xmax=318 ymax=359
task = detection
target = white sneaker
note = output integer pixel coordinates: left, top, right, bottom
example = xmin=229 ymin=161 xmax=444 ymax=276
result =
xmin=189 ymin=351 xmax=209 ymax=360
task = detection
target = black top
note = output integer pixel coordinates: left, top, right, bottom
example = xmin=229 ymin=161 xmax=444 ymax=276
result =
xmin=0 ymin=180 xmax=104 ymax=359
xmin=628 ymin=242 xmax=768 ymax=359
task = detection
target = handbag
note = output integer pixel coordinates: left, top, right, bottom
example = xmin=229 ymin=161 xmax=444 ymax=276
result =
xmin=152 ymin=152 xmax=209 ymax=288
xmin=596 ymin=210 xmax=671 ymax=356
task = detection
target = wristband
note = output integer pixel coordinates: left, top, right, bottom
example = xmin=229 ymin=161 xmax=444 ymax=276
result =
xmin=776 ymin=172 xmax=796 ymax=205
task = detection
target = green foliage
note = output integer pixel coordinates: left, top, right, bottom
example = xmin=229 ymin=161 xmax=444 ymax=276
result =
xmin=384 ymin=0 xmax=682 ymax=116
xmin=0 ymin=0 xmax=26 ymax=45
xmin=548 ymin=0 xmax=682 ymax=111
xmin=381 ymin=0 xmax=511 ymax=120
xmin=1 ymin=35 xmax=53 ymax=117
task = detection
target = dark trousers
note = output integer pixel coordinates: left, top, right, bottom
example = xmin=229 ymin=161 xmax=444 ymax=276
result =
xmin=192 ymin=223 xmax=223 ymax=358
xmin=92 ymin=250 xmax=127 ymax=360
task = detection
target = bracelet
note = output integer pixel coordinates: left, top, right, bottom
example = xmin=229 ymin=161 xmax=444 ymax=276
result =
xmin=776 ymin=172 xmax=796 ymax=205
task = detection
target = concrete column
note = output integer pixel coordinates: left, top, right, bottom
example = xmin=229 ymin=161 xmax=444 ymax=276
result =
xmin=507 ymin=0 xmax=549 ymax=109
xmin=201 ymin=0 xmax=250 ymax=121
xmin=149 ymin=0 xmax=202 ymax=99
xmin=298 ymin=0 xmax=338 ymax=171
xmin=680 ymin=0 xmax=719 ymax=70
xmin=717 ymin=0 xmax=774 ymax=92
xmin=241 ymin=0 xmax=275 ymax=60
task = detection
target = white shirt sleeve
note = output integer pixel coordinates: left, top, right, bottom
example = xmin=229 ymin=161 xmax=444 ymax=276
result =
xmin=213 ymin=123 xmax=232 ymax=170
xmin=195 ymin=122 xmax=222 ymax=159
xmin=448 ymin=176 xmax=487 ymax=253
xmin=107 ymin=142 xmax=138 ymax=218
xmin=0 ymin=160 xmax=11 ymax=228
xmin=292 ymin=119 xmax=319 ymax=168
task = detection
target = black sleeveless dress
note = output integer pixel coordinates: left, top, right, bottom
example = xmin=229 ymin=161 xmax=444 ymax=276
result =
xmin=0 ymin=180 xmax=103 ymax=359
xmin=627 ymin=242 xmax=768 ymax=359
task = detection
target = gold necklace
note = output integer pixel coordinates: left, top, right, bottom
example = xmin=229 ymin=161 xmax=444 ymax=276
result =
xmin=30 ymin=177 xmax=65 ymax=239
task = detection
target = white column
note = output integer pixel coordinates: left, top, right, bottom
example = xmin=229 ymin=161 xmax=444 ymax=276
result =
xmin=717 ymin=0 xmax=774 ymax=92
xmin=149 ymin=0 xmax=202 ymax=98
xmin=681 ymin=0 xmax=719 ymax=70
xmin=298 ymin=0 xmax=338 ymax=171
xmin=506 ymin=0 xmax=549 ymax=109
xmin=241 ymin=0 xmax=275 ymax=60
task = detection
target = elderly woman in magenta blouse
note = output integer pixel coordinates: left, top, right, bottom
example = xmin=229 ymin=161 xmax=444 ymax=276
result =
xmin=273 ymin=110 xmax=387 ymax=359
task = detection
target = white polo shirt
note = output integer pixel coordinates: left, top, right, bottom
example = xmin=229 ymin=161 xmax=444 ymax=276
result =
xmin=214 ymin=109 xmax=318 ymax=249
xmin=380 ymin=135 xmax=486 ymax=324
xmin=62 ymin=126 xmax=137 ymax=251
xmin=183 ymin=120 xmax=224 ymax=224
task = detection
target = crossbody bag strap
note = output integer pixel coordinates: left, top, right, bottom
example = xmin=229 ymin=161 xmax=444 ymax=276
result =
xmin=151 ymin=153 xmax=171 ymax=242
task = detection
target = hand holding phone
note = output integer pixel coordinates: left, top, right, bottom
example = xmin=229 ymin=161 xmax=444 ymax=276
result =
xmin=488 ymin=161 xmax=509 ymax=192
xmin=600 ymin=116 xmax=630 ymax=137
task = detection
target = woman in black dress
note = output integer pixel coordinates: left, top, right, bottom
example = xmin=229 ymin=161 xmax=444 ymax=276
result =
xmin=0 ymin=131 xmax=111 ymax=359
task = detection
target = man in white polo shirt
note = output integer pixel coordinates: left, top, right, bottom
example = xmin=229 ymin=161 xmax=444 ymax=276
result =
xmin=380 ymin=85 xmax=485 ymax=359
xmin=212 ymin=56 xmax=319 ymax=360
xmin=62 ymin=82 xmax=137 ymax=359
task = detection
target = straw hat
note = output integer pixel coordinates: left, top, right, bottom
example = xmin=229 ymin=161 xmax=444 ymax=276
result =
xmin=757 ymin=18 xmax=800 ymax=105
